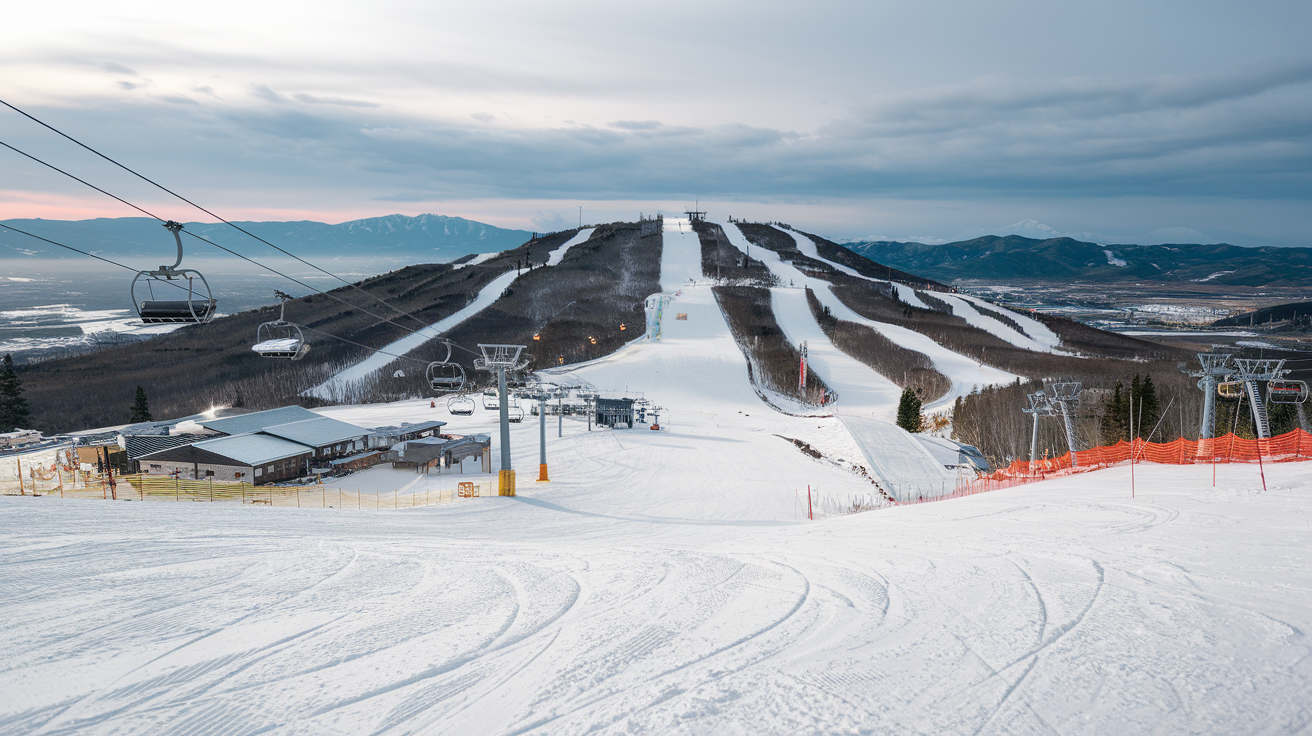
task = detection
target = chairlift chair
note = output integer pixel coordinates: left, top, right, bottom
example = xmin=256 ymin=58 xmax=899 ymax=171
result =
xmin=1217 ymin=381 xmax=1245 ymax=399
xmin=508 ymin=406 xmax=525 ymax=423
xmin=1267 ymin=379 xmax=1309 ymax=404
xmin=131 ymin=221 xmax=217 ymax=324
xmin=252 ymin=291 xmax=310 ymax=359
xmin=425 ymin=340 xmax=467 ymax=395
xmin=447 ymin=395 xmax=475 ymax=416
xmin=482 ymin=388 xmax=500 ymax=410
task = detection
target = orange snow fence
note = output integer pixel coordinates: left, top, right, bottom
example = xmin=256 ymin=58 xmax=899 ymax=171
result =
xmin=935 ymin=428 xmax=1312 ymax=502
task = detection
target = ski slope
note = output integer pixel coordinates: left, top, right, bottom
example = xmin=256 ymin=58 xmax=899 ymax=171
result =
xmin=772 ymin=225 xmax=1058 ymax=350
xmin=937 ymin=292 xmax=1058 ymax=353
xmin=719 ymin=221 xmax=1018 ymax=411
xmin=305 ymin=269 xmax=518 ymax=399
xmin=953 ymin=291 xmax=1063 ymax=351
xmin=545 ymin=228 xmax=596 ymax=267
xmin=5 ymin=461 xmax=1311 ymax=734
xmin=768 ymin=288 xmax=955 ymax=492
xmin=660 ymin=217 xmax=703 ymax=292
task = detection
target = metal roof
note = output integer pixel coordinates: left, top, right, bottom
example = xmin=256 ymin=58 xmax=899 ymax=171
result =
xmin=329 ymin=450 xmax=381 ymax=466
xmin=200 ymin=406 xmax=322 ymax=436
xmin=123 ymin=434 xmax=207 ymax=460
xmin=260 ymin=416 xmax=368 ymax=447
xmin=368 ymin=420 xmax=447 ymax=435
xmin=188 ymin=433 xmax=313 ymax=466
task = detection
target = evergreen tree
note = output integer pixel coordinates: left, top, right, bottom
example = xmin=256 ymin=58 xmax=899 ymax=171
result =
xmin=0 ymin=354 xmax=32 ymax=432
xmin=896 ymin=387 xmax=923 ymax=433
xmin=1135 ymin=374 xmax=1161 ymax=439
xmin=129 ymin=385 xmax=153 ymax=423
xmin=1102 ymin=381 xmax=1128 ymax=443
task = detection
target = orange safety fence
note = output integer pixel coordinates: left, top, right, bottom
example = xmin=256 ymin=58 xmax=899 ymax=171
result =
xmin=922 ymin=428 xmax=1312 ymax=504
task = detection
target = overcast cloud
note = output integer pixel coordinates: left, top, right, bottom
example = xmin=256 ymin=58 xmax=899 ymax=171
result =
xmin=2 ymin=0 xmax=1309 ymax=245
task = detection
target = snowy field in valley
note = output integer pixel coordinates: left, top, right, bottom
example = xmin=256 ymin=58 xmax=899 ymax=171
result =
xmin=3 ymin=463 xmax=1310 ymax=734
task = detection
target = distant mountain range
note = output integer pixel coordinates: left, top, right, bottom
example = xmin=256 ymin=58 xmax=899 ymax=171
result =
xmin=844 ymin=235 xmax=1312 ymax=286
xmin=0 ymin=214 xmax=533 ymax=262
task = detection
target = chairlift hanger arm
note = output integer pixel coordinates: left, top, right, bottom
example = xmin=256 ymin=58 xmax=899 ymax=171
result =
xmin=0 ymin=222 xmax=194 ymax=296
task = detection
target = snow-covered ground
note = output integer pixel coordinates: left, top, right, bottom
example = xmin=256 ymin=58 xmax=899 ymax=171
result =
xmin=545 ymin=228 xmax=595 ymax=267
xmin=4 ymin=215 xmax=1311 ymax=733
xmin=305 ymin=270 xmax=518 ymax=399
xmin=4 ymin=462 xmax=1310 ymax=734
xmin=718 ymin=221 xmax=1018 ymax=412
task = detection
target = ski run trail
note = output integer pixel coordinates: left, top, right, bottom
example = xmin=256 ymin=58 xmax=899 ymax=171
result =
xmin=4 ymin=217 xmax=1311 ymax=734
xmin=308 ymin=229 xmax=596 ymax=400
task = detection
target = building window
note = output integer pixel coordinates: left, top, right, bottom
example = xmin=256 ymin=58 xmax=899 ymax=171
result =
xmin=255 ymin=467 xmax=263 ymax=477
xmin=150 ymin=464 xmax=161 ymax=470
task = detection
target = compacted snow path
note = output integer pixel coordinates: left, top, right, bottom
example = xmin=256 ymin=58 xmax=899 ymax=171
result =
xmin=4 ymin=462 xmax=1311 ymax=734
xmin=718 ymin=221 xmax=1018 ymax=411
xmin=936 ymin=292 xmax=1057 ymax=353
xmin=772 ymin=225 xmax=1058 ymax=350
xmin=660 ymin=217 xmax=703 ymax=292
xmin=545 ymin=227 xmax=596 ymax=267
xmin=306 ymin=269 xmax=519 ymax=399
xmin=769 ymin=288 xmax=953 ymax=492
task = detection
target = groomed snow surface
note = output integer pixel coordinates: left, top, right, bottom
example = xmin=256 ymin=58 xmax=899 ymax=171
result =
xmin=6 ymin=221 xmax=1309 ymax=733
xmin=4 ymin=462 xmax=1311 ymax=734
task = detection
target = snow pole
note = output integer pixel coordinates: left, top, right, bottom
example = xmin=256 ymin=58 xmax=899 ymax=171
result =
xmin=807 ymin=485 xmax=813 ymax=521
xmin=1256 ymin=434 xmax=1268 ymax=493
xmin=1130 ymin=398 xmax=1135 ymax=499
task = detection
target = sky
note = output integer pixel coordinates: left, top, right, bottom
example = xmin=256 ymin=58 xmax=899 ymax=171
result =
xmin=2 ymin=0 xmax=1310 ymax=245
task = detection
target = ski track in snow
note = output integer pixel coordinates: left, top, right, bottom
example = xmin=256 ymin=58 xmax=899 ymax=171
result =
xmin=718 ymin=221 xmax=1019 ymax=412
xmin=545 ymin=228 xmax=596 ymax=267
xmin=306 ymin=269 xmax=519 ymax=399
xmin=4 ymin=464 xmax=1311 ymax=734
xmin=773 ymin=226 xmax=1059 ymax=352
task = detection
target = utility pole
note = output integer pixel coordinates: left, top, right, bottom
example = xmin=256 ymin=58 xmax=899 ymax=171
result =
xmin=475 ymin=344 xmax=526 ymax=496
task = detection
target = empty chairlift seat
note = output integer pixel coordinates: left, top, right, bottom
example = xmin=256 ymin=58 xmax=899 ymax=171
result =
xmin=138 ymin=299 xmax=217 ymax=323
xmin=131 ymin=220 xmax=217 ymax=325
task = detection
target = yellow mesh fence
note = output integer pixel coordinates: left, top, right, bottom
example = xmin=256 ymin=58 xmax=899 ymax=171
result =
xmin=2 ymin=471 xmax=495 ymax=509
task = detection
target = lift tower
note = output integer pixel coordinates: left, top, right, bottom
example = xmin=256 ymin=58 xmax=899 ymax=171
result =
xmin=1184 ymin=349 xmax=1233 ymax=439
xmin=1046 ymin=381 xmax=1083 ymax=467
xmin=1022 ymin=391 xmax=1055 ymax=466
xmin=1231 ymin=358 xmax=1289 ymax=439
xmin=476 ymin=344 xmax=526 ymax=496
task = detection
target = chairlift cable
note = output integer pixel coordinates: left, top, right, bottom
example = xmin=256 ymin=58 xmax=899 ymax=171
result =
xmin=0 ymin=222 xmax=187 ymax=295
xmin=0 ymin=139 xmax=482 ymax=356
xmin=1 ymin=97 xmax=442 ymax=334
xmin=0 ymin=224 xmax=433 ymax=368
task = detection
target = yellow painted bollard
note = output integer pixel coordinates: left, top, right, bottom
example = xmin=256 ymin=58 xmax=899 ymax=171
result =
xmin=537 ymin=463 xmax=549 ymax=482
xmin=498 ymin=469 xmax=516 ymax=497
